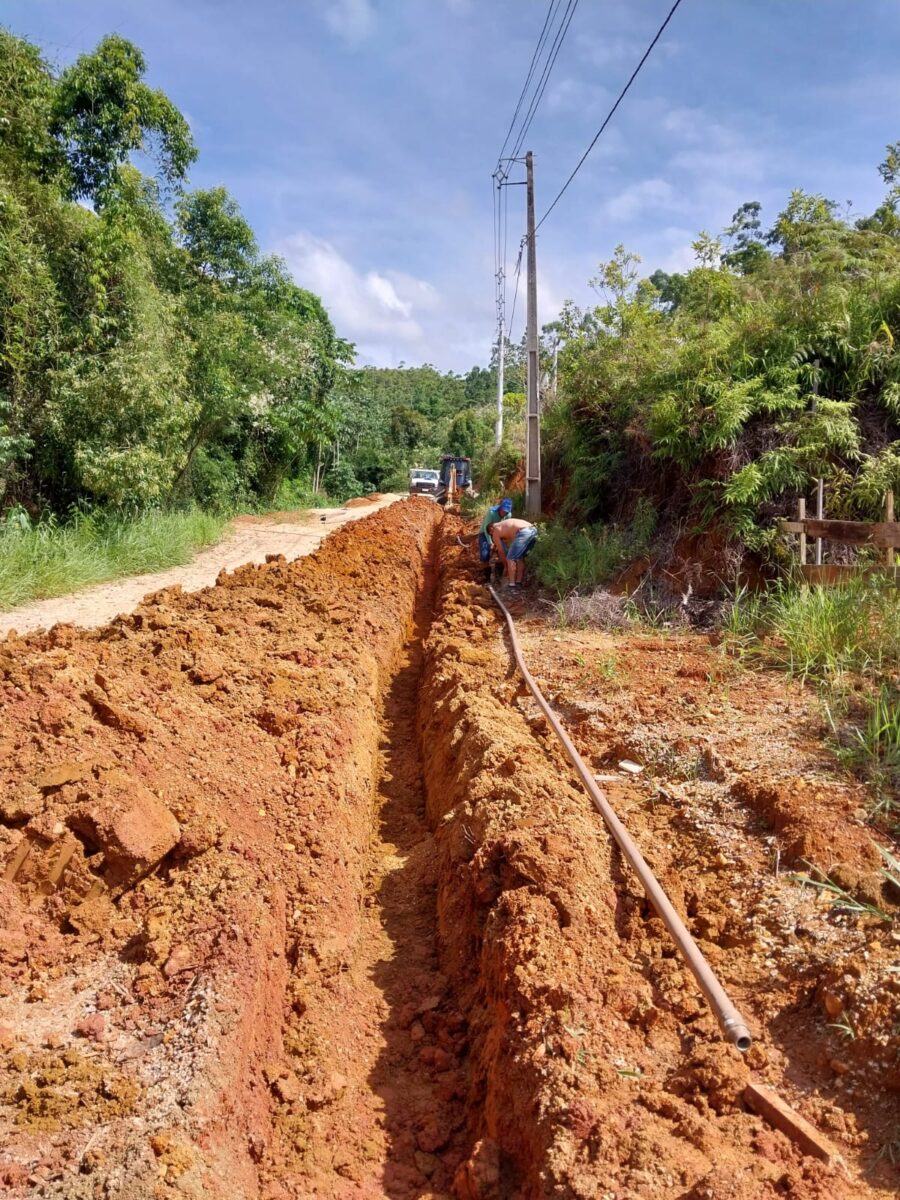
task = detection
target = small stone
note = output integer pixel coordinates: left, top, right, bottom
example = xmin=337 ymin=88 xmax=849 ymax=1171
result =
xmin=272 ymin=1073 xmax=302 ymax=1104
xmin=163 ymin=945 xmax=195 ymax=978
xmin=454 ymin=1138 xmax=501 ymax=1200
xmin=432 ymin=1048 xmax=455 ymax=1072
xmin=409 ymin=1021 xmax=425 ymax=1043
xmin=414 ymin=1150 xmax=440 ymax=1177
xmin=75 ymin=1013 xmax=106 ymax=1042
xmin=70 ymin=779 xmax=180 ymax=889
xmin=35 ymin=761 xmax=89 ymax=790
xmin=821 ymin=990 xmax=844 ymax=1017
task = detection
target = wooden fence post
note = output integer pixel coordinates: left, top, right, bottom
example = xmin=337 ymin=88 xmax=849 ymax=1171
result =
xmin=797 ymin=498 xmax=807 ymax=566
xmin=886 ymin=490 xmax=895 ymax=570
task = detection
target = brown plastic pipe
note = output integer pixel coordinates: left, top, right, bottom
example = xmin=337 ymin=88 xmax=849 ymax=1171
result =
xmin=489 ymin=585 xmax=752 ymax=1052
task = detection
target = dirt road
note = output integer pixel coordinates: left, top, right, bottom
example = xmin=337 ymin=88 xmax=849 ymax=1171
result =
xmin=0 ymin=499 xmax=896 ymax=1198
xmin=0 ymin=496 xmax=401 ymax=637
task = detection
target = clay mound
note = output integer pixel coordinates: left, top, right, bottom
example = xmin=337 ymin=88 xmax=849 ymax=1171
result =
xmin=418 ymin=522 xmax=890 ymax=1199
xmin=344 ymin=495 xmax=377 ymax=508
xmin=0 ymin=498 xmax=442 ymax=1199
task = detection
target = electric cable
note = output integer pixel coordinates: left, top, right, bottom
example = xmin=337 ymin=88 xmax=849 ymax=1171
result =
xmin=511 ymin=0 xmax=580 ymax=160
xmin=533 ymin=0 xmax=685 ymax=235
xmin=496 ymin=0 xmax=562 ymax=165
xmin=506 ymin=239 xmax=525 ymax=342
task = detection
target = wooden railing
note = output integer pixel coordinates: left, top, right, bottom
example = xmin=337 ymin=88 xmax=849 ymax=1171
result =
xmin=780 ymin=491 xmax=897 ymax=583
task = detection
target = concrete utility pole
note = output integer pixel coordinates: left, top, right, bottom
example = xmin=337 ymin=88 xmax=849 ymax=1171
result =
xmin=525 ymin=150 xmax=541 ymax=518
xmin=494 ymin=318 xmax=505 ymax=446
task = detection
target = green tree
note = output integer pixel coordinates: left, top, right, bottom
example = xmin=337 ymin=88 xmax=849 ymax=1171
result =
xmin=50 ymin=35 xmax=196 ymax=202
xmin=722 ymin=202 xmax=769 ymax=274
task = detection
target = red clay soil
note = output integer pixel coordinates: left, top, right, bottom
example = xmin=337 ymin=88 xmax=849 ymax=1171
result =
xmin=419 ymin=527 xmax=898 ymax=1199
xmin=0 ymin=499 xmax=448 ymax=1198
xmin=2 ymin=500 xmax=898 ymax=1199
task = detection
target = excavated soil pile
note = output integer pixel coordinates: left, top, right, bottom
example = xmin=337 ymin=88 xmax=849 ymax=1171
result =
xmin=3 ymin=497 xmax=897 ymax=1200
xmin=419 ymin=527 xmax=897 ymax=1199
xmin=0 ymin=499 xmax=445 ymax=1199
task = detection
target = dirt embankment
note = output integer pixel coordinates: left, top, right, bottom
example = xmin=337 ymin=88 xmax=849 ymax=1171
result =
xmin=2 ymin=500 xmax=897 ymax=1200
xmin=0 ymin=496 xmax=403 ymax=638
xmin=419 ymin=526 xmax=897 ymax=1199
xmin=0 ymin=500 xmax=441 ymax=1198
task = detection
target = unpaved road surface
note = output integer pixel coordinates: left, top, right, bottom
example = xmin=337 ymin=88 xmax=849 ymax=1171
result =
xmin=0 ymin=496 xmax=401 ymax=636
xmin=0 ymin=499 xmax=897 ymax=1199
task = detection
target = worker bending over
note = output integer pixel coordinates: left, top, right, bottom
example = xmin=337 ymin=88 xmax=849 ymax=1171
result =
xmin=478 ymin=497 xmax=512 ymax=566
xmin=488 ymin=516 xmax=538 ymax=589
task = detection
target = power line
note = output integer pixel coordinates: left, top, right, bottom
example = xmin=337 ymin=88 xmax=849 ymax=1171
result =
xmin=507 ymin=239 xmax=525 ymax=341
xmin=511 ymin=0 xmax=580 ymax=160
xmin=496 ymin=0 xmax=562 ymax=165
xmin=534 ymin=0 xmax=685 ymax=234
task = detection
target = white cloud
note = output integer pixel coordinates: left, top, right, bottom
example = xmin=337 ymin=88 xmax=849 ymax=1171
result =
xmin=662 ymin=106 xmax=707 ymax=143
xmin=661 ymin=108 xmax=764 ymax=183
xmin=277 ymin=232 xmax=440 ymax=358
xmin=601 ymin=177 xmax=680 ymax=222
xmin=319 ymin=0 xmax=375 ymax=45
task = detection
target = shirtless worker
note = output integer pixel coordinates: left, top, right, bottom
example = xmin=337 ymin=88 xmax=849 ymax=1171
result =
xmin=477 ymin=497 xmax=512 ymax=567
xmin=488 ymin=515 xmax=538 ymax=589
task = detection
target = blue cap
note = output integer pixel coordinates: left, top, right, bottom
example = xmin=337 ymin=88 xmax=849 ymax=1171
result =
xmin=499 ymin=498 xmax=513 ymax=513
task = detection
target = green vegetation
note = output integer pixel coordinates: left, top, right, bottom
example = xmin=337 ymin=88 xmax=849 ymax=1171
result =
xmin=0 ymin=29 xmax=506 ymax=521
xmin=0 ymin=27 xmax=510 ymax=602
xmin=334 ymin=363 xmax=512 ymax=495
xmin=724 ymin=575 xmax=900 ymax=679
xmin=724 ymin=576 xmax=899 ymax=818
xmin=532 ymin=499 xmax=656 ymax=595
xmin=545 ymin=161 xmax=900 ymax=559
xmin=0 ymin=507 xmax=226 ymax=609
xmin=0 ymin=28 xmax=351 ymax=516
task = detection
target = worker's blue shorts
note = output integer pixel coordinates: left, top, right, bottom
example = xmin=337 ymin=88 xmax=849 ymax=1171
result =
xmin=478 ymin=532 xmax=491 ymax=562
xmin=507 ymin=527 xmax=538 ymax=561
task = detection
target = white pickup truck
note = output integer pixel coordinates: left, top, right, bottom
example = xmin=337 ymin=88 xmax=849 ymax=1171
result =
xmin=408 ymin=467 xmax=440 ymax=497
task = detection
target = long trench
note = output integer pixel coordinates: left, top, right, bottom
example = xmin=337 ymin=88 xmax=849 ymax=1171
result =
xmin=1 ymin=501 xmax=893 ymax=1200
xmin=278 ymin=532 xmax=469 ymax=1198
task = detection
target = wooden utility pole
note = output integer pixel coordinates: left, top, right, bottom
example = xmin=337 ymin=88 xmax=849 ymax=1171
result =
xmin=525 ymin=150 xmax=541 ymax=518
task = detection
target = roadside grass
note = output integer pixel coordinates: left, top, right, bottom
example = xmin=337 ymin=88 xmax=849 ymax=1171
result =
xmin=723 ymin=576 xmax=900 ymax=679
xmin=532 ymin=500 xmax=657 ymax=597
xmin=0 ymin=508 xmax=228 ymax=610
xmin=272 ymin=478 xmax=336 ymax=510
xmin=724 ymin=575 xmax=900 ymax=819
xmin=533 ymin=523 xmax=628 ymax=594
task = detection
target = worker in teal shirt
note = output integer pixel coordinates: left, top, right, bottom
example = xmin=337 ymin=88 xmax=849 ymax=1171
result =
xmin=478 ymin=497 xmax=512 ymax=563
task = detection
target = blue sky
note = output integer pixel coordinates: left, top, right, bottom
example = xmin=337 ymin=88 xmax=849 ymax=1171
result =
xmin=6 ymin=0 xmax=900 ymax=371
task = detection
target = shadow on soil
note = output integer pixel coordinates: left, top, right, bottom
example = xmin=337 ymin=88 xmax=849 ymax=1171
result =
xmin=367 ymin=552 xmax=471 ymax=1197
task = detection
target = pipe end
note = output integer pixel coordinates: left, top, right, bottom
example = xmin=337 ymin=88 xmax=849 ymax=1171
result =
xmin=723 ymin=1018 xmax=753 ymax=1053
